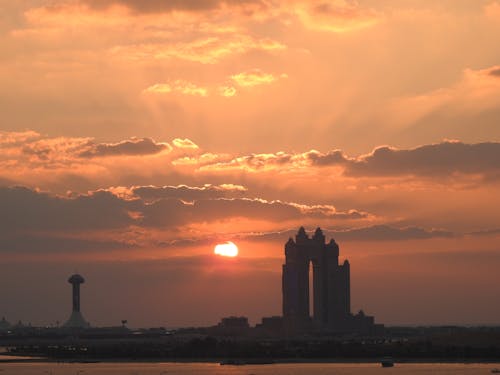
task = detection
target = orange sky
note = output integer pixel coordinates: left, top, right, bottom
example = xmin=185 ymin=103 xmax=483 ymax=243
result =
xmin=0 ymin=0 xmax=499 ymax=328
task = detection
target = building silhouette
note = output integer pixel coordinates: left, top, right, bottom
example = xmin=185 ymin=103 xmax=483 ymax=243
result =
xmin=282 ymin=227 xmax=379 ymax=333
xmin=63 ymin=274 xmax=89 ymax=328
xmin=0 ymin=316 xmax=11 ymax=331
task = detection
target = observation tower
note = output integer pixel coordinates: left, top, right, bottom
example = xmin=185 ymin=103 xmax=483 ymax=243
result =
xmin=63 ymin=274 xmax=89 ymax=328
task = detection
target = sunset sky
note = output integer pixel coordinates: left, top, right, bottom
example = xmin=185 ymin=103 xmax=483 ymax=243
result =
xmin=1 ymin=0 xmax=500 ymax=328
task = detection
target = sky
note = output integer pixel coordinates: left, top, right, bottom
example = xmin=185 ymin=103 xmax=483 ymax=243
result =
xmin=1 ymin=0 xmax=500 ymax=328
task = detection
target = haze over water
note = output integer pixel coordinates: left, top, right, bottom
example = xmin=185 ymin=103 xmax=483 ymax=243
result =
xmin=1 ymin=362 xmax=499 ymax=375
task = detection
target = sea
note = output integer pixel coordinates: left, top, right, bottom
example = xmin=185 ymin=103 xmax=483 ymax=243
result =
xmin=0 ymin=361 xmax=499 ymax=375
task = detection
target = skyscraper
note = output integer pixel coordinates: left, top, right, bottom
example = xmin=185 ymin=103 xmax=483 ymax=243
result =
xmin=282 ymin=227 xmax=377 ymax=333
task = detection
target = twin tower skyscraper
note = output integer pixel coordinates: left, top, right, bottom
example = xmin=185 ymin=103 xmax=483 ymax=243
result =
xmin=282 ymin=227 xmax=377 ymax=332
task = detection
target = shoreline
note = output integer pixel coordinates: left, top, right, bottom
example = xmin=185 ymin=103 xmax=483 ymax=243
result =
xmin=2 ymin=354 xmax=500 ymax=365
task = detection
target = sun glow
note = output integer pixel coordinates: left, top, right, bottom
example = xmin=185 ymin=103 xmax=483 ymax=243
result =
xmin=214 ymin=241 xmax=239 ymax=257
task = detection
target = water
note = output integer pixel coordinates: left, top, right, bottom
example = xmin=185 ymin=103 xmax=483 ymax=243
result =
xmin=0 ymin=362 xmax=498 ymax=375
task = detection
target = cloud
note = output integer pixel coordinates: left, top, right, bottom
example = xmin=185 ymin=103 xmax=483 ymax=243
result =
xmin=131 ymin=184 xmax=247 ymax=201
xmin=78 ymin=137 xmax=171 ymax=158
xmin=230 ymin=69 xmax=288 ymax=87
xmin=80 ymin=0 xmax=381 ymax=34
xmin=238 ymin=225 xmax=455 ymax=243
xmin=488 ymin=67 xmax=500 ymax=77
xmin=144 ymin=81 xmax=208 ymax=97
xmin=172 ymin=138 xmax=199 ymax=149
xmin=2 ymin=131 xmax=499 ymax=243
xmin=144 ymin=70 xmax=286 ymax=98
xmin=17 ymin=135 xmax=172 ymax=161
xmin=64 ymin=0 xmax=384 ymax=38
xmin=218 ymin=86 xmax=237 ymax=97
xmin=313 ymin=141 xmax=500 ymax=179
xmin=294 ymin=0 xmax=382 ymax=33
xmin=345 ymin=141 xmax=500 ymax=177
xmin=0 ymin=130 xmax=41 ymax=147
xmin=13 ymin=135 xmax=497 ymax=187
xmin=18 ymin=136 xmax=91 ymax=162
xmin=172 ymin=152 xmax=233 ymax=167
xmin=0 ymin=132 xmax=191 ymax=192
xmin=307 ymin=149 xmax=349 ymax=166
xmin=80 ymin=0 xmax=268 ymax=14
xmin=19 ymin=3 xmax=287 ymax=68
xmin=0 ymin=185 xmax=370 ymax=254
xmin=142 ymin=197 xmax=369 ymax=228
xmin=305 ymin=141 xmax=500 ymax=179
xmin=197 ymin=141 xmax=500 ymax=180
xmin=112 ymin=35 xmax=286 ymax=64
xmin=0 ymin=186 xmax=138 ymax=234
xmin=199 ymin=151 xmax=311 ymax=172
xmin=467 ymin=228 xmax=500 ymax=237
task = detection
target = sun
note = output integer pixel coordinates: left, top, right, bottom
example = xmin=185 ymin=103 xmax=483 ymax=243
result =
xmin=214 ymin=241 xmax=239 ymax=257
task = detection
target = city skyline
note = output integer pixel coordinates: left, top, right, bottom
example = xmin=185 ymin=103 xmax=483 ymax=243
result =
xmin=1 ymin=0 xmax=500 ymax=328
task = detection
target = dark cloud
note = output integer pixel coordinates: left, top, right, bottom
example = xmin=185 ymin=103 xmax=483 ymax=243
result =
xmin=245 ymin=153 xmax=292 ymax=167
xmin=307 ymin=149 xmax=348 ymax=166
xmin=16 ymin=136 xmax=170 ymax=162
xmin=202 ymin=141 xmax=500 ymax=179
xmin=0 ymin=186 xmax=138 ymax=234
xmin=346 ymin=141 xmax=500 ymax=177
xmin=141 ymin=198 xmax=367 ymax=227
xmin=307 ymin=141 xmax=500 ymax=178
xmin=79 ymin=138 xmax=169 ymax=158
xmin=488 ymin=67 xmax=500 ymax=77
xmin=132 ymin=184 xmax=246 ymax=202
xmin=0 ymin=186 xmax=368 ymax=254
xmin=81 ymin=0 xmax=266 ymax=13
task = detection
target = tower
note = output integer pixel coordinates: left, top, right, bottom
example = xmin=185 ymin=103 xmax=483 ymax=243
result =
xmin=63 ymin=274 xmax=89 ymax=328
xmin=282 ymin=227 xmax=350 ymax=331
